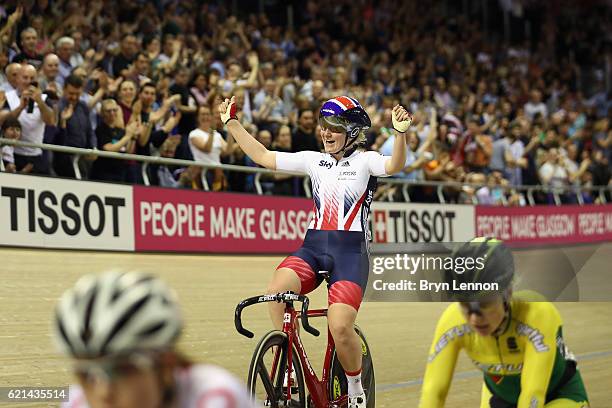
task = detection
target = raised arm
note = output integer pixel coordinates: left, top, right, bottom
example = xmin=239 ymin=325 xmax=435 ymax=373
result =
xmin=243 ymin=52 xmax=260 ymax=89
xmin=219 ymin=96 xmax=276 ymax=169
xmin=31 ymin=86 xmax=56 ymax=126
xmin=0 ymin=7 xmax=22 ymax=44
xmin=384 ymin=105 xmax=412 ymax=174
xmin=418 ymin=109 xmax=438 ymax=154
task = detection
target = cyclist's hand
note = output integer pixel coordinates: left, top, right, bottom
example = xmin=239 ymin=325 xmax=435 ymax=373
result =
xmin=392 ymin=104 xmax=412 ymax=133
xmin=219 ymin=96 xmax=238 ymax=125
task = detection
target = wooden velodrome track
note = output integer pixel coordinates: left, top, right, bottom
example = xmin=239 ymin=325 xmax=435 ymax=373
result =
xmin=1 ymin=245 xmax=611 ymax=408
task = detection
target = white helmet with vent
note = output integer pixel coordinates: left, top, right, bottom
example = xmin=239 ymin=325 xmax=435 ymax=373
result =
xmin=53 ymin=271 xmax=183 ymax=358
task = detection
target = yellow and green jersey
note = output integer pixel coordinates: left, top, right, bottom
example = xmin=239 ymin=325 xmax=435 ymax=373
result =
xmin=420 ymin=299 xmax=588 ymax=408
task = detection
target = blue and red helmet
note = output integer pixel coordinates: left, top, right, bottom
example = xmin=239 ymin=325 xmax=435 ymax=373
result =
xmin=318 ymin=96 xmax=371 ymax=141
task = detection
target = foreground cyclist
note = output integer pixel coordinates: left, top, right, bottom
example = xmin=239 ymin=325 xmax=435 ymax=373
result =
xmin=54 ymin=271 xmax=253 ymax=408
xmin=420 ymin=238 xmax=589 ymax=408
xmin=220 ymin=95 xmax=411 ymax=407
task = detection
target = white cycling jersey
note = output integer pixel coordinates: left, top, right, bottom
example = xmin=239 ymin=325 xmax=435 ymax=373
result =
xmin=276 ymin=149 xmax=389 ymax=232
xmin=62 ymin=364 xmax=254 ymax=408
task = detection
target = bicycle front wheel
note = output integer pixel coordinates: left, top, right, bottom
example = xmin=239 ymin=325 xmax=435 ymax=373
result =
xmin=328 ymin=325 xmax=376 ymax=408
xmin=247 ymin=330 xmax=306 ymax=407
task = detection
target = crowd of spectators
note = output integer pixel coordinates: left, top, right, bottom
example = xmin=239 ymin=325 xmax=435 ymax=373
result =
xmin=0 ymin=0 xmax=610 ymax=204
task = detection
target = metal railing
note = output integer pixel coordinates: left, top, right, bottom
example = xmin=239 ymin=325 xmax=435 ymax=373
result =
xmin=1 ymin=138 xmax=609 ymax=206
xmin=0 ymin=138 xmax=312 ymax=198
xmin=378 ymin=178 xmax=610 ymax=206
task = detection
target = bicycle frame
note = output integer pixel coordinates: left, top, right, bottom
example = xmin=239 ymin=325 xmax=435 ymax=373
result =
xmin=282 ymin=304 xmax=347 ymax=407
xmin=235 ymin=293 xmax=348 ymax=408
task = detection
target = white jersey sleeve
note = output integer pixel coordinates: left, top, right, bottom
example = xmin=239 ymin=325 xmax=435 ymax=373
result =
xmin=176 ymin=364 xmax=254 ymax=408
xmin=364 ymin=151 xmax=389 ymax=177
xmin=275 ymin=151 xmax=319 ymax=174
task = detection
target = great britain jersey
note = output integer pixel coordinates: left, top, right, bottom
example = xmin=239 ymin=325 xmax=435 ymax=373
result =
xmin=276 ymin=149 xmax=389 ymax=233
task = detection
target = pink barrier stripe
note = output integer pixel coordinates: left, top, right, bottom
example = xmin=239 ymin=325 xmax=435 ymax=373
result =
xmin=475 ymin=204 xmax=612 ymax=245
xmin=133 ymin=186 xmax=312 ymax=253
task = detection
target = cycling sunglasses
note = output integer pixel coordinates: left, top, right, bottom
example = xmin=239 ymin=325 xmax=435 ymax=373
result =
xmin=318 ymin=114 xmax=349 ymax=134
xmin=73 ymin=352 xmax=157 ymax=383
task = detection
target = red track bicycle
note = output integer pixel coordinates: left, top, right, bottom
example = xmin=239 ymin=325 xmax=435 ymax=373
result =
xmin=235 ymin=288 xmax=375 ymax=408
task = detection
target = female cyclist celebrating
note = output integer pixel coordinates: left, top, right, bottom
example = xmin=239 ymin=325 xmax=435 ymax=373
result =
xmin=219 ymin=95 xmax=412 ymax=407
xmin=54 ymin=271 xmax=253 ymax=408
xmin=420 ymin=237 xmax=589 ymax=408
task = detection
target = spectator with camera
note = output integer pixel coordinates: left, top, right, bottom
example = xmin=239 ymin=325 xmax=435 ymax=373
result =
xmin=0 ymin=64 xmax=56 ymax=173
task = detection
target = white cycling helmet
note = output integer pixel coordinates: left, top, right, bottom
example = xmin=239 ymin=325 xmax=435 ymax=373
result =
xmin=53 ymin=271 xmax=183 ymax=358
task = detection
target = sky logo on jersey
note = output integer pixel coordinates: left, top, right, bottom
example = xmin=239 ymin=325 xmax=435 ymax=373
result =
xmin=319 ymin=160 xmax=333 ymax=169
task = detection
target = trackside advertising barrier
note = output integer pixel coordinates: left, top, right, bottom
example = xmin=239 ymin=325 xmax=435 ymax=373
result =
xmin=132 ymin=185 xmax=312 ymax=252
xmin=475 ymin=204 xmax=612 ymax=245
xmin=0 ymin=172 xmax=134 ymax=250
xmin=369 ymin=202 xmax=475 ymax=243
xmin=2 ymin=174 xmax=611 ymax=252
xmin=132 ymin=192 xmax=476 ymax=251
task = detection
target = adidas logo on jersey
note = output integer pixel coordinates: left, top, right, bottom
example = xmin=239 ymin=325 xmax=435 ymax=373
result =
xmin=341 ymin=161 xmax=351 ymax=167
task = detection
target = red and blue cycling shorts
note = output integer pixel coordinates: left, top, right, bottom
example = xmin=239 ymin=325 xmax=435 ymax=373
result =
xmin=276 ymin=229 xmax=369 ymax=311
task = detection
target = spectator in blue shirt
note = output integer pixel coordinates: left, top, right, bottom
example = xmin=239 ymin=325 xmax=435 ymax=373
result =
xmin=54 ymin=74 xmax=95 ymax=178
